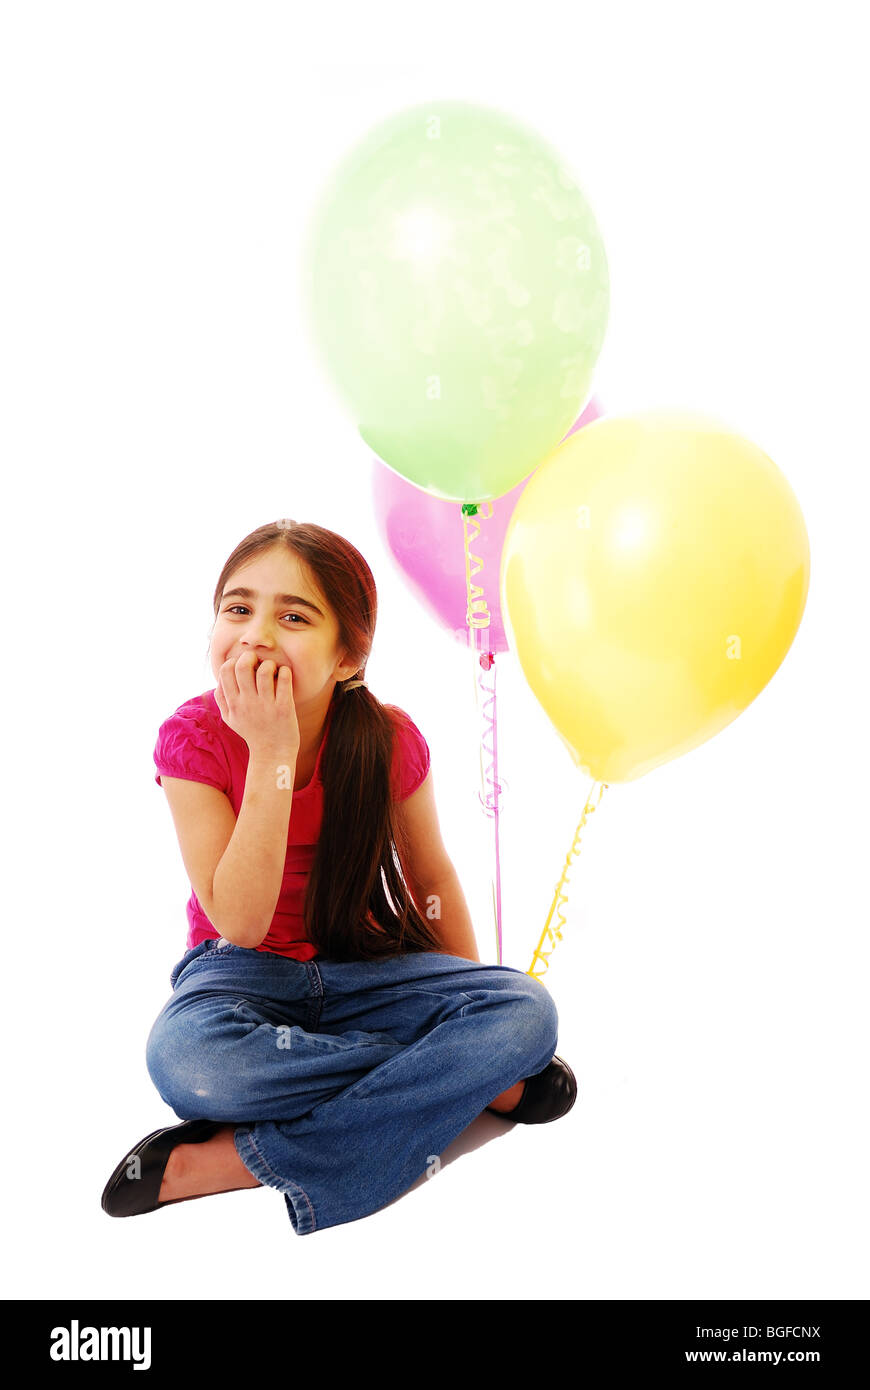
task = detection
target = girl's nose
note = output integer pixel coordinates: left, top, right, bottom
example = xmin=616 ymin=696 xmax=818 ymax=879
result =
xmin=241 ymin=627 xmax=278 ymax=648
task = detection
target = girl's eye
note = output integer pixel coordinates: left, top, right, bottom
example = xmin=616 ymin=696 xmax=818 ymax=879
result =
xmin=225 ymin=605 xmax=308 ymax=625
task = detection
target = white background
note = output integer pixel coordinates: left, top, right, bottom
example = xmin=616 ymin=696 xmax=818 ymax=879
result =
xmin=1 ymin=0 xmax=867 ymax=1301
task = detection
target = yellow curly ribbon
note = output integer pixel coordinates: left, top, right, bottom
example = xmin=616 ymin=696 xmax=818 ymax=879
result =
xmin=462 ymin=501 xmax=494 ymax=635
xmin=527 ymin=781 xmax=608 ymax=983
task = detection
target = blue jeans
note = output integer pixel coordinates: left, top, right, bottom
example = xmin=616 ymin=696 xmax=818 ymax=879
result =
xmin=145 ymin=938 xmax=559 ymax=1235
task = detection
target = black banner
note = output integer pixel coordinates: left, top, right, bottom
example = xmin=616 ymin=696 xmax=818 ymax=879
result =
xmin=10 ymin=1299 xmax=867 ymax=1373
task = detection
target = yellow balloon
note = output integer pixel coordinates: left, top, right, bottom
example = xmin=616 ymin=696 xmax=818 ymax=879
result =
xmin=501 ymin=412 xmax=810 ymax=783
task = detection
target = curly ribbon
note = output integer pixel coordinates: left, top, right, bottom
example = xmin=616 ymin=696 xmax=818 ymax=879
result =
xmin=461 ymin=501 xmax=494 ymax=633
xmin=473 ymin=651 xmax=507 ymax=964
xmin=461 ymin=501 xmax=505 ymax=964
xmin=527 ymin=780 xmax=608 ymax=983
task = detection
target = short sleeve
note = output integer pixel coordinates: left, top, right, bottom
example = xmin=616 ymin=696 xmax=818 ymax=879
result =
xmin=387 ymin=706 xmax=431 ymax=802
xmin=153 ymin=705 xmax=231 ymax=794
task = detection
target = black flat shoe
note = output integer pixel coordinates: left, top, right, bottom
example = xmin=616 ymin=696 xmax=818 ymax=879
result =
xmin=101 ymin=1118 xmax=228 ymax=1217
xmin=489 ymin=1055 xmax=578 ymax=1124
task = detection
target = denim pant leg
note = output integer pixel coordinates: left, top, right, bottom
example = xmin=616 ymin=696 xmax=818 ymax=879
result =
xmin=146 ymin=941 xmax=559 ymax=1237
xmin=146 ymin=940 xmax=408 ymax=1125
xmin=236 ymin=950 xmax=558 ymax=1235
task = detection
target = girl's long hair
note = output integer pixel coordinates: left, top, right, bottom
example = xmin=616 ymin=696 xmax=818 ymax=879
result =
xmin=210 ymin=520 xmax=445 ymax=962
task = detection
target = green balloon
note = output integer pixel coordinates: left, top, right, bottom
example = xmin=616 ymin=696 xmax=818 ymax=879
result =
xmin=303 ymin=100 xmax=609 ymax=503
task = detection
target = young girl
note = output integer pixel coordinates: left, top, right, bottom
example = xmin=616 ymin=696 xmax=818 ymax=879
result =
xmin=102 ymin=519 xmax=576 ymax=1236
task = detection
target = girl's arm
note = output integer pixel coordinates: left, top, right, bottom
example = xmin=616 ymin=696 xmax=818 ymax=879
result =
xmin=210 ymin=750 xmax=297 ymax=947
xmin=393 ymin=771 xmax=481 ymax=960
xmin=410 ymin=867 xmax=481 ymax=962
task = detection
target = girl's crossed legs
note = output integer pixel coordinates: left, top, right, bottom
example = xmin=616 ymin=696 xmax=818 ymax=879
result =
xmin=145 ymin=940 xmax=559 ymax=1235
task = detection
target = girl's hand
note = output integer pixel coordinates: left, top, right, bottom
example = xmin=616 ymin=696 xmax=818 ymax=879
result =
xmin=214 ymin=651 xmax=301 ymax=761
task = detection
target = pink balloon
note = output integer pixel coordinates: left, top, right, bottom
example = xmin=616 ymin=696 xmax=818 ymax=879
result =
xmin=372 ymin=396 xmax=603 ymax=652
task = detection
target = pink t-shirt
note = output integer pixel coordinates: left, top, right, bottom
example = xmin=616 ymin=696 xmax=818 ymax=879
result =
xmin=153 ymin=689 xmax=431 ymax=960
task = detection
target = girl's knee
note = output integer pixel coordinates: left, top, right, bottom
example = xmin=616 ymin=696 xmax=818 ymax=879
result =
xmin=508 ymin=974 xmax=559 ymax=1062
xmin=145 ymin=1020 xmax=175 ymax=1106
xmin=146 ymin=1011 xmax=254 ymax=1120
xmin=145 ymin=1017 xmax=199 ymax=1113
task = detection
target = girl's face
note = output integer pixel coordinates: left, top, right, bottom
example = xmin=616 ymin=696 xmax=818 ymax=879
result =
xmin=209 ymin=548 xmax=359 ymax=713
